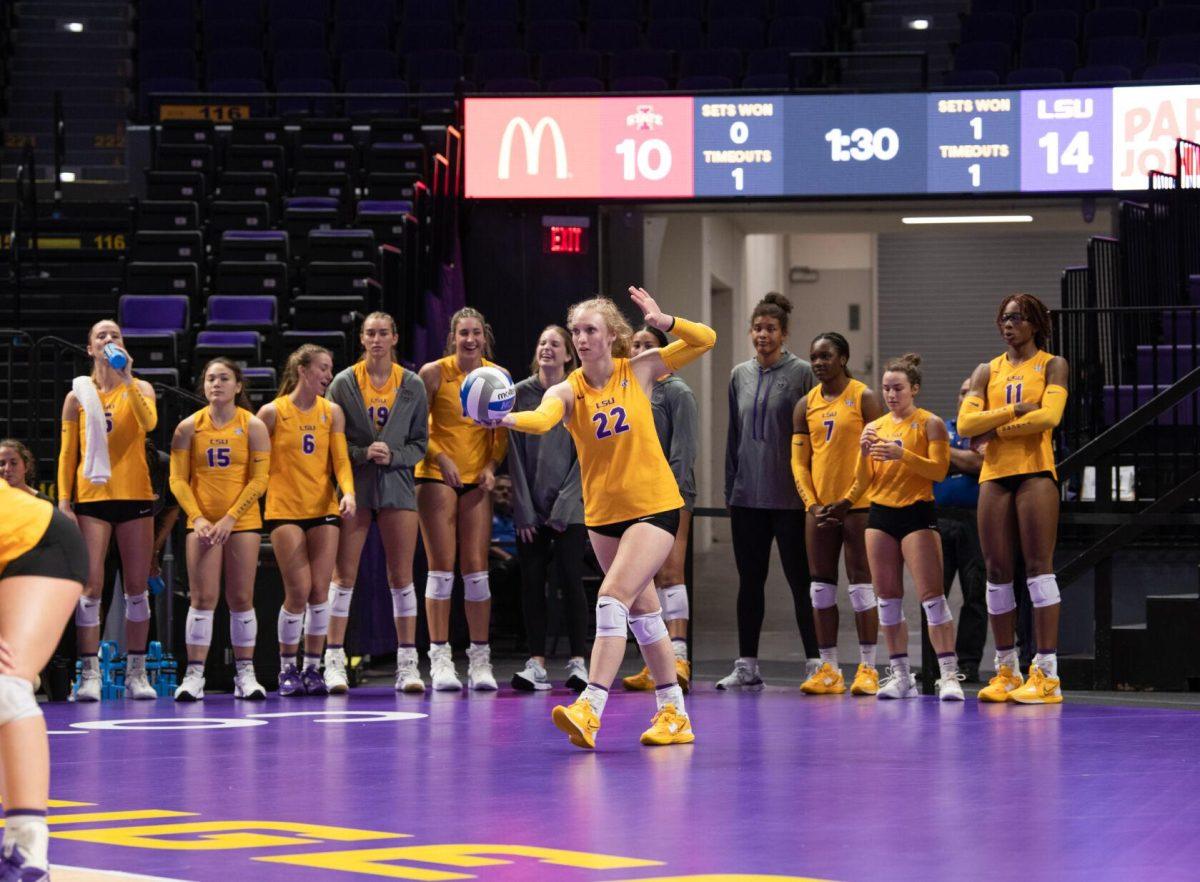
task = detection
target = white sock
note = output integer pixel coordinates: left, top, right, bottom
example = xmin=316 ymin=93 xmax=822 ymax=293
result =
xmin=671 ymin=638 xmax=688 ymax=661
xmin=279 ymin=654 xmax=294 ymax=671
xmin=655 ymin=682 xmax=685 ymax=714
xmin=581 ymin=684 xmax=608 ymax=717
xmin=3 ymin=811 xmax=48 ymax=869
xmin=890 ymin=655 xmax=911 ymax=678
xmin=1034 ymin=651 xmax=1058 ymax=678
xmin=859 ymin=643 xmax=877 ymax=667
xmin=235 ymin=659 xmax=254 ymax=672
xmin=818 ymin=646 xmax=838 ymax=667
xmin=996 ymin=646 xmax=1019 ymax=671
xmin=303 ymin=653 xmax=320 ymax=671
xmin=937 ymin=653 xmax=959 ymax=679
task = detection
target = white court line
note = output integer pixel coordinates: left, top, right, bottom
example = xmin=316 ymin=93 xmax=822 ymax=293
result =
xmin=52 ymin=865 xmax=195 ymax=882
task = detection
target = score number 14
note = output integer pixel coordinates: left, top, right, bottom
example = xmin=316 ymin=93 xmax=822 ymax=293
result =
xmin=1037 ymin=130 xmax=1094 ymax=175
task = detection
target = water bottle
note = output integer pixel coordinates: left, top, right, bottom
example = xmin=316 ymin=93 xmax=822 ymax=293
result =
xmin=103 ymin=342 xmax=127 ymax=371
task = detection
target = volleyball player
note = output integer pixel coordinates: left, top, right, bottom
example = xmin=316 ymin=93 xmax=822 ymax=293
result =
xmin=828 ymin=354 xmax=962 ymax=700
xmin=508 ymin=326 xmax=589 ymax=692
xmin=0 ymin=480 xmax=86 ymax=879
xmin=57 ymin=320 xmax=158 ymax=701
xmin=168 ymin=358 xmax=271 ymax=701
xmin=719 ymin=293 xmax=818 ymax=690
xmin=622 ymin=324 xmax=698 ymax=693
xmin=958 ymin=294 xmax=1068 ymax=705
xmin=327 ymin=313 xmax=428 ymax=693
xmin=258 ymin=345 xmax=356 ymax=697
xmin=0 ymin=439 xmax=41 ymax=498
xmin=792 ymin=333 xmax=883 ymax=696
xmin=416 ymin=307 xmax=508 ymax=691
xmin=501 ymin=286 xmax=715 ymax=749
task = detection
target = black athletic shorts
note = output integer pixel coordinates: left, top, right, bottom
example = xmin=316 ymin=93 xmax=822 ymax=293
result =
xmin=74 ymin=499 xmax=153 ymax=524
xmin=867 ymin=500 xmax=938 ymax=542
xmin=416 ymin=477 xmax=480 ymax=497
xmin=3 ymin=507 xmax=87 ymax=584
xmin=264 ymin=515 xmax=340 ymax=533
xmin=985 ymin=471 xmax=1058 ymax=493
xmin=589 ymin=509 xmax=681 ymax=539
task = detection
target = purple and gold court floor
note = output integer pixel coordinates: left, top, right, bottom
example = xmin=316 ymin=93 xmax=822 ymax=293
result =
xmin=36 ymin=685 xmax=1200 ymax=882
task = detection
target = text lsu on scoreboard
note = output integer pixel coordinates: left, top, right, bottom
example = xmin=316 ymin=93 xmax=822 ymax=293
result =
xmin=463 ymin=84 xmax=1200 ymax=200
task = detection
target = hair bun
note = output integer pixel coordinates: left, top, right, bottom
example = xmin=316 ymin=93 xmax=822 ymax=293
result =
xmin=761 ymin=292 xmax=793 ymax=314
xmin=899 ymin=352 xmax=922 ymax=368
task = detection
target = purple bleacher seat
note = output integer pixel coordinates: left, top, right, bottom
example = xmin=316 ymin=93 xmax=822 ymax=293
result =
xmin=586 ymin=20 xmax=642 ymax=53
xmin=484 ymin=77 xmax=540 ymax=92
xmin=610 ymin=49 xmax=674 ymax=81
xmin=588 ymin=0 xmax=640 ymax=21
xmin=1147 ymin=6 xmax=1200 ymax=43
xmin=768 ymin=16 xmax=826 ymax=50
xmin=336 ymin=0 xmax=395 ymax=23
xmin=204 ymin=21 xmax=263 ymax=51
xmin=357 ymin=200 xmax=414 ymax=215
xmin=399 ymin=21 xmax=456 ymax=52
xmin=1086 ymin=35 xmax=1145 ymax=70
xmin=334 ymin=21 xmax=390 ymax=53
xmin=1155 ymin=35 xmax=1200 ymax=65
xmin=274 ymin=50 xmax=333 ymax=85
xmin=1144 ymin=61 xmax=1200 ymax=80
xmin=527 ymin=21 xmax=584 ymax=53
xmin=539 ymin=49 xmax=603 ymax=81
xmin=207 ymin=295 xmax=278 ymax=329
xmin=345 ymin=78 xmax=411 ymax=117
xmin=1007 ymin=66 xmax=1067 ymax=84
xmin=276 ymin=78 xmax=336 ymax=117
xmin=286 ymin=196 xmax=341 ymax=211
xmin=709 ymin=17 xmax=766 ymax=51
xmin=140 ymin=49 xmax=197 ymax=80
xmin=268 ymin=21 xmax=326 ymax=53
xmin=139 ymin=20 xmax=195 ymax=48
xmin=268 ymin=0 xmax=328 ymax=22
xmin=943 ymin=69 xmax=1002 ymax=86
xmin=1164 ymin=309 xmax=1200 ymax=343
xmin=203 ymin=0 xmax=262 ymax=22
xmin=741 ymin=72 xmax=790 ymax=88
xmin=142 ymin=0 xmax=195 ymax=20
xmin=1136 ymin=344 xmax=1200 ymax=382
xmin=1104 ymin=384 xmax=1200 ymax=425
xmin=221 ymin=229 xmax=290 ymax=262
xmin=954 ymin=42 xmax=1012 ymax=77
xmin=1021 ymin=38 xmax=1079 ymax=74
xmin=544 ymin=76 xmax=605 ymax=92
xmin=1085 ymin=8 xmax=1142 ymax=40
xmin=403 ymin=0 xmax=454 ymax=22
xmin=1023 ymin=10 xmax=1079 ymax=41
xmin=195 ymin=330 xmax=262 ymax=363
xmin=207 ymin=49 xmax=265 ymax=83
xmin=119 ymin=294 xmax=190 ymax=333
xmin=961 ymin=13 xmax=1018 ymax=46
xmin=677 ymin=74 xmax=735 ymax=90
xmin=646 ymin=19 xmax=704 ymax=52
xmin=339 ymin=50 xmax=399 ymax=85
xmin=473 ymin=49 xmax=531 ymax=82
xmin=243 ymin=366 xmax=277 ymax=381
xmin=407 ymin=50 xmax=463 ymax=85
xmin=463 ymin=21 xmax=521 ymax=53
xmin=527 ymin=0 xmax=582 ymax=21
xmin=680 ymin=48 xmax=743 ymax=81
xmin=1073 ymin=63 xmax=1132 ymax=81
xmin=611 ymin=75 xmax=670 ymax=91
xmin=465 ymin=0 xmax=519 ymax=21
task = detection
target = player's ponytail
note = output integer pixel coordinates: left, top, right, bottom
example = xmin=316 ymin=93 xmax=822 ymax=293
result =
xmin=278 ymin=344 xmax=332 ymax=397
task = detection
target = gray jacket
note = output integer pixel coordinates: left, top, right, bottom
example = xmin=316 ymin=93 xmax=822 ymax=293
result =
xmin=651 ymin=375 xmax=698 ymax=511
xmin=507 ymin=375 xmax=584 ymax=531
xmin=725 ymin=351 xmax=815 ymax=510
xmin=327 ymin=365 xmax=428 ymax=511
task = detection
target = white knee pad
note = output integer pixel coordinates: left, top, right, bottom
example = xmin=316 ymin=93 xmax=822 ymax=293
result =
xmin=390 ymin=584 xmax=416 ymax=618
xmin=329 ymin=583 xmax=354 ymax=617
xmin=809 ymin=581 xmax=838 ymax=610
xmin=594 ymin=597 xmax=630 ymax=639
xmin=278 ymin=608 xmax=303 ymax=645
xmin=463 ymin=571 xmax=490 ymax=602
xmin=877 ymin=597 xmax=905 ymax=627
xmin=123 ymin=591 xmax=151 ymax=623
xmin=628 ymin=611 xmax=669 ymax=646
xmin=0 ymin=675 xmax=41 ymax=727
xmin=922 ymin=595 xmax=954 ymax=626
xmin=426 ymin=570 xmax=454 ymax=601
xmin=657 ymin=584 xmax=689 ymax=622
xmin=1027 ymin=574 xmax=1061 ymax=608
xmin=848 ymin=583 xmax=878 ymax=613
xmin=305 ymin=601 xmax=330 ymax=637
xmin=75 ymin=596 xmax=101 ymax=628
xmin=229 ymin=610 xmax=258 ymax=648
xmin=986 ymin=581 xmax=1017 ymax=615
xmin=185 ymin=607 xmax=214 ymax=646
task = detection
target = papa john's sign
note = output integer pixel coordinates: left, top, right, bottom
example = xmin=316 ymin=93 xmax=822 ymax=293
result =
xmin=464 ymin=97 xmax=695 ymax=199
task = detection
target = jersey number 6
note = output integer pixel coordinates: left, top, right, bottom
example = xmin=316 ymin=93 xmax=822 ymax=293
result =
xmin=592 ymin=406 xmax=630 ymax=439
xmin=302 ymin=433 xmax=316 ymax=454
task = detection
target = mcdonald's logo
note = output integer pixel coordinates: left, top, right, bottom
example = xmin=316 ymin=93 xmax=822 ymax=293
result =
xmin=498 ymin=116 xmax=569 ymax=180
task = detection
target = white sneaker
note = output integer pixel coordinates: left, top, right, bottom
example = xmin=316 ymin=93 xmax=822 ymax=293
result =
xmin=466 ymin=644 xmax=498 ymax=691
xmin=174 ymin=666 xmax=206 ymax=702
xmin=936 ymin=672 xmax=966 ymax=702
xmin=564 ymin=657 xmax=588 ymax=693
xmin=73 ymin=662 xmax=101 ymax=703
xmin=323 ymin=648 xmax=349 ymax=694
xmin=394 ymin=647 xmax=425 ymax=693
xmin=805 ymin=658 xmax=822 ymax=679
xmin=511 ymin=658 xmax=552 ymax=691
xmin=234 ymin=664 xmax=266 ymax=700
xmin=428 ymin=645 xmax=462 ymax=691
xmin=715 ymin=658 xmax=764 ymax=691
xmin=124 ymin=655 xmax=157 ymax=700
xmin=877 ymin=666 xmax=919 ymax=699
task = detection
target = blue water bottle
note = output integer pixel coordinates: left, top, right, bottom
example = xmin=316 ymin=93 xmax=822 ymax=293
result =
xmin=103 ymin=343 xmax=127 ymax=371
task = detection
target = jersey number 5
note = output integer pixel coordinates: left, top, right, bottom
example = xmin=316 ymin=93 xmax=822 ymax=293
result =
xmin=302 ymin=433 xmax=316 ymax=454
xmin=206 ymin=447 xmax=231 ymax=468
xmin=592 ymin=406 xmax=630 ymax=439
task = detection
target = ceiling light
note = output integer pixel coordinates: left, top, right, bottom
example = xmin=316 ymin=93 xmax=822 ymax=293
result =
xmin=901 ymin=214 xmax=1034 ymax=225
xmin=58 ymin=171 xmax=76 ymax=182
xmin=908 ymin=18 xmax=930 ymax=30
xmin=66 ymin=21 xmax=84 ymax=32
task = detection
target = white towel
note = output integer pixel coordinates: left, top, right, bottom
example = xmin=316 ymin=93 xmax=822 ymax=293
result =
xmin=73 ymin=376 xmax=111 ymax=486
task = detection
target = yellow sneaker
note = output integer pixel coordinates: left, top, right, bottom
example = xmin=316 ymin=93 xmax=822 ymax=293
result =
xmin=622 ymin=666 xmax=655 ymax=691
xmin=849 ymin=663 xmax=879 ymax=696
xmin=675 ymin=658 xmax=692 ymax=693
xmin=552 ymin=699 xmax=601 ymax=749
xmin=1010 ymin=665 xmax=1063 ymax=705
xmin=639 ymin=703 xmax=695 ymax=746
xmin=978 ymin=664 xmax=1024 ymax=702
xmin=800 ymin=661 xmax=847 ymax=695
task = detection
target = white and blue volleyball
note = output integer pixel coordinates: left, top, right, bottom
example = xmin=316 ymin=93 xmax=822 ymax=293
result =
xmin=461 ymin=366 xmax=515 ymax=425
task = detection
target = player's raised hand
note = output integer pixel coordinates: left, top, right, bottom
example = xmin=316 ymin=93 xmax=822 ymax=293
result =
xmin=629 ymin=286 xmax=672 ymax=332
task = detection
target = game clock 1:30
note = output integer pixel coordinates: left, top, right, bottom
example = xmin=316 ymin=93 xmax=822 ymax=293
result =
xmin=824 ymin=127 xmax=900 ymax=162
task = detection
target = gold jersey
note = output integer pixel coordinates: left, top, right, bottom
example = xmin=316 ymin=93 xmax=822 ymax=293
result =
xmin=980 ymin=349 xmax=1057 ymax=482
xmin=74 ymin=383 xmax=155 ymax=502
xmin=860 ymin=408 xmax=941 ymax=507
xmin=264 ymin=396 xmax=339 ymax=520
xmin=415 ymin=355 xmax=508 ymax=483
xmin=805 ymin=378 xmax=869 ymax=507
xmin=0 ymin=482 xmax=53 ymax=574
xmin=354 ymin=360 xmax=404 ymax=432
xmin=187 ymin=407 xmax=262 ymax=531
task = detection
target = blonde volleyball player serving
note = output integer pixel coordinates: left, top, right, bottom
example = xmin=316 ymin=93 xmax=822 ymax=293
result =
xmin=499 ymin=286 xmax=715 ymax=749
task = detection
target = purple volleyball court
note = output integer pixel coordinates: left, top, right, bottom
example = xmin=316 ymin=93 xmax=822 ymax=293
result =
xmin=38 ymin=686 xmax=1200 ymax=881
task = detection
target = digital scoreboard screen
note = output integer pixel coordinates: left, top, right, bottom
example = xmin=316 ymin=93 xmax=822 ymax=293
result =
xmin=464 ymin=84 xmax=1200 ymax=199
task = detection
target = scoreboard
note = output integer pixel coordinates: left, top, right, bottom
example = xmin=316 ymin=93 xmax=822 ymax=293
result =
xmin=464 ymin=84 xmax=1200 ymax=199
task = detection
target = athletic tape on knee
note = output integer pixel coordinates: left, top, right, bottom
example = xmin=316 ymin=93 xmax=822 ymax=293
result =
xmin=277 ymin=608 xmax=303 ymax=645
xmin=426 ymin=570 xmax=454 ymax=601
xmin=123 ymin=591 xmax=151 ymax=623
xmin=0 ymin=675 xmax=41 ymax=727
xmin=329 ymin=583 xmax=353 ymax=617
xmin=185 ymin=607 xmax=214 ymax=646
xmin=304 ymin=601 xmax=330 ymax=637
xmin=877 ymin=597 xmax=905 ymax=627
xmin=229 ymin=610 xmax=258 ymax=648
xmin=594 ymin=597 xmax=630 ymax=639
xmin=463 ymin=570 xmax=490 ymax=602
xmin=628 ymin=611 xmax=669 ymax=646
xmin=658 ymin=584 xmax=689 ymax=621
xmin=1027 ymin=574 xmax=1061 ymax=608
xmin=809 ymin=581 xmax=838 ymax=610
xmin=390 ymin=584 xmax=416 ymax=618
xmin=75 ymin=596 xmax=101 ymax=628
xmin=986 ymin=581 xmax=1017 ymax=615
xmin=921 ymin=596 xmax=954 ymax=626
xmin=848 ymin=583 xmax=878 ymax=613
